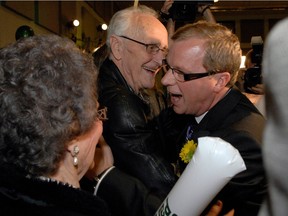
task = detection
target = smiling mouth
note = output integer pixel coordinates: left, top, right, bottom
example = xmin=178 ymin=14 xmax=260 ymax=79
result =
xmin=143 ymin=66 xmax=161 ymax=74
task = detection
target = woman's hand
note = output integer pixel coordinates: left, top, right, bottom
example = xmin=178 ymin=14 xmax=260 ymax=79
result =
xmin=85 ymin=136 xmax=114 ymax=180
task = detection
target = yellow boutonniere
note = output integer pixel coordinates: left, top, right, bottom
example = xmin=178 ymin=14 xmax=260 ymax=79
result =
xmin=179 ymin=140 xmax=198 ymax=164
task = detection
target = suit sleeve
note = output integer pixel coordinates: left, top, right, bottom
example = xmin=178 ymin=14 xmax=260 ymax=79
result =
xmin=97 ymin=168 xmax=163 ymax=216
xmin=204 ymin=129 xmax=267 ymax=216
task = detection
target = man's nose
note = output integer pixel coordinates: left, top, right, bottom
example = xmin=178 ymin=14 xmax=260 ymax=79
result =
xmin=161 ymin=68 xmax=176 ymax=86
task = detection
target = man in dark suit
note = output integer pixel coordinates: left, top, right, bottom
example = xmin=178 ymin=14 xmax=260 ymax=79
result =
xmin=162 ymin=20 xmax=267 ymax=216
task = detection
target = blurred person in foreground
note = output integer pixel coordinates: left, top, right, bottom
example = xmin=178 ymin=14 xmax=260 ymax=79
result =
xmin=258 ymin=17 xmax=288 ymax=216
xmin=161 ymin=20 xmax=267 ymax=215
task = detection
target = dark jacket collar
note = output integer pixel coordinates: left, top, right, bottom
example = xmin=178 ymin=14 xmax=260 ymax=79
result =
xmin=100 ymin=58 xmax=133 ymax=93
xmin=199 ymin=88 xmax=261 ymax=131
xmin=0 ymin=162 xmax=110 ymax=215
xmin=99 ymin=58 xmax=150 ymax=109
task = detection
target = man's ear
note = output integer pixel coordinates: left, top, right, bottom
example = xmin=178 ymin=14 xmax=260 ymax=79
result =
xmin=110 ymin=35 xmax=122 ymax=60
xmin=214 ymin=72 xmax=231 ymax=92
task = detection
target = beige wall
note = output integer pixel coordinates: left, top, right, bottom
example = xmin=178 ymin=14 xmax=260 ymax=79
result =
xmin=2 ymin=1 xmax=286 ymax=53
xmin=0 ymin=1 xmax=107 ymax=52
xmin=0 ymin=6 xmax=51 ymax=48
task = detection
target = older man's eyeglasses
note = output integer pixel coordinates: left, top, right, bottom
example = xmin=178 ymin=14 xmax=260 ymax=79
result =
xmin=119 ymin=35 xmax=168 ymax=55
xmin=162 ymin=59 xmax=217 ymax=82
xmin=96 ymin=107 xmax=108 ymax=121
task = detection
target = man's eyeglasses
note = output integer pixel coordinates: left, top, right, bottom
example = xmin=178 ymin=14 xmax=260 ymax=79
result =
xmin=96 ymin=107 xmax=108 ymax=121
xmin=119 ymin=35 xmax=168 ymax=55
xmin=162 ymin=59 xmax=218 ymax=82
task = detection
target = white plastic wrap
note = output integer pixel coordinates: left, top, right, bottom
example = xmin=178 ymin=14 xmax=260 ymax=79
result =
xmin=155 ymin=136 xmax=246 ymax=216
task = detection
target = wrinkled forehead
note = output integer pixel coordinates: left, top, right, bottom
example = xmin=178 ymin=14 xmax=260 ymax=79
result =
xmin=134 ymin=14 xmax=168 ymax=43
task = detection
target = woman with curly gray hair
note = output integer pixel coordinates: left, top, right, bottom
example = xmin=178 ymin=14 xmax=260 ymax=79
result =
xmin=0 ymin=34 xmax=110 ymax=215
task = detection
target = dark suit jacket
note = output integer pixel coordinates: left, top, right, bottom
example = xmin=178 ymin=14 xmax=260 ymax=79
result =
xmin=0 ymin=163 xmax=111 ymax=216
xmin=177 ymin=88 xmax=267 ymax=216
xmin=96 ymin=168 xmax=162 ymax=216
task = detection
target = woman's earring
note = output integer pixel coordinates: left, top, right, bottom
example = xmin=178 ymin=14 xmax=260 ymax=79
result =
xmin=72 ymin=145 xmax=80 ymax=167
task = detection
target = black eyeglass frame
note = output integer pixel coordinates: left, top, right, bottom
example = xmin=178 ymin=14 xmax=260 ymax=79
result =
xmin=119 ymin=35 xmax=168 ymax=55
xmin=163 ymin=59 xmax=218 ymax=82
